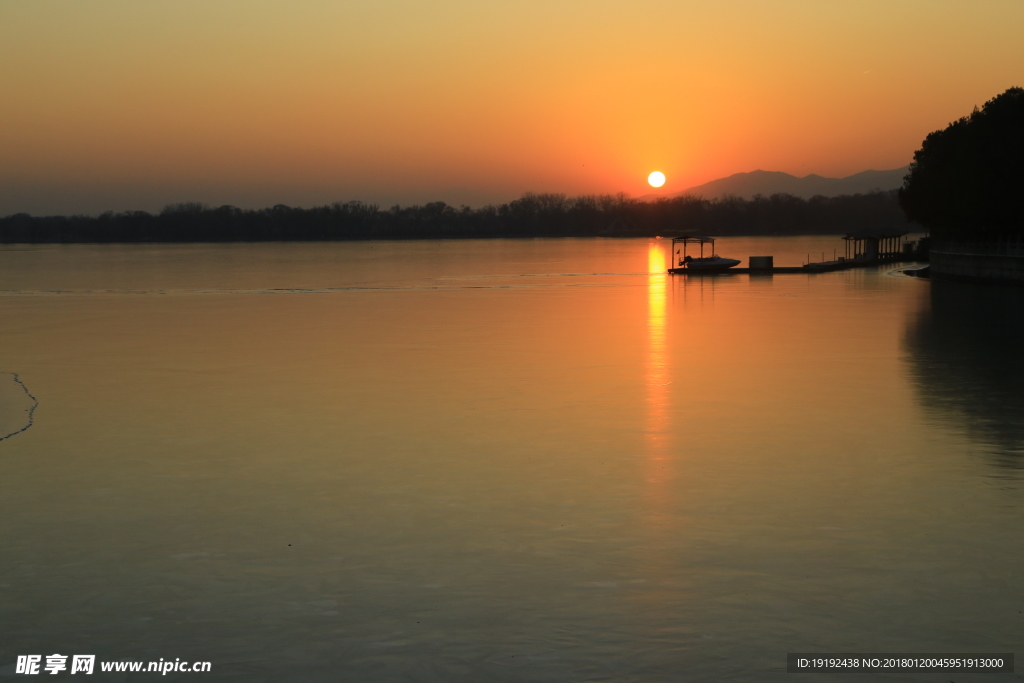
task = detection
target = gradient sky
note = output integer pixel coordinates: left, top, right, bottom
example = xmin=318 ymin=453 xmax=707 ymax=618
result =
xmin=1 ymin=0 xmax=1022 ymax=215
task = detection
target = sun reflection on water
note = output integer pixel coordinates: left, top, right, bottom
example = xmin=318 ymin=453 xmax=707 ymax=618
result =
xmin=644 ymin=243 xmax=672 ymax=503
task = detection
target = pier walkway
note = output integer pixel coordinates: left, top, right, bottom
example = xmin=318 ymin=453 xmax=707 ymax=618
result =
xmin=668 ymin=255 xmax=920 ymax=275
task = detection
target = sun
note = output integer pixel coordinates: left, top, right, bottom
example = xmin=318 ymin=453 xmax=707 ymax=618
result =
xmin=648 ymin=171 xmax=666 ymax=188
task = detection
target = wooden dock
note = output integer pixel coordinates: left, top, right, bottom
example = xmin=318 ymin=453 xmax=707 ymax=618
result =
xmin=669 ymin=266 xmax=804 ymax=274
xmin=668 ymin=256 xmax=919 ymax=275
xmin=666 ymin=230 xmax=928 ymax=275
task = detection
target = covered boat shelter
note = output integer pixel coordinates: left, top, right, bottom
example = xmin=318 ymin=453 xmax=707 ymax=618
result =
xmin=843 ymin=228 xmax=908 ymax=261
xmin=671 ymin=235 xmax=716 ymax=267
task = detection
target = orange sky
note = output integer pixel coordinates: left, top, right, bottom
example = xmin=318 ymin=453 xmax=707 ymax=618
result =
xmin=1 ymin=0 xmax=1021 ymax=215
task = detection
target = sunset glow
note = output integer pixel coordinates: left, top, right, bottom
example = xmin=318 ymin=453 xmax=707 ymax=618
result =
xmin=0 ymin=1 xmax=1022 ymax=215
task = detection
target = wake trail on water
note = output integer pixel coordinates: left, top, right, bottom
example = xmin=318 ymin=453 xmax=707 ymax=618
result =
xmin=0 ymin=273 xmax=645 ymax=296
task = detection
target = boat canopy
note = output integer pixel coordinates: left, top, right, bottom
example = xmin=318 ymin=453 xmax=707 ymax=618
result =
xmin=671 ymin=235 xmax=716 ymax=245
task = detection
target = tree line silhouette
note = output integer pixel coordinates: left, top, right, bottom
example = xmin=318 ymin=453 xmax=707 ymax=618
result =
xmin=900 ymin=86 xmax=1023 ymax=240
xmin=0 ymin=190 xmax=909 ymax=243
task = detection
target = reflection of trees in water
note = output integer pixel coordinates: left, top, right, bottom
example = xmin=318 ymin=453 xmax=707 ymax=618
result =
xmin=904 ymin=281 xmax=1024 ymax=468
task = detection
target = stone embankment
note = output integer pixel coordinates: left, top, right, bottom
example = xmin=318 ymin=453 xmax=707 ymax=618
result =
xmin=930 ymin=240 xmax=1024 ymax=283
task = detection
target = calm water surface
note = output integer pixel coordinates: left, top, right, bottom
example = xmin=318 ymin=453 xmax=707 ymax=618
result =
xmin=0 ymin=238 xmax=1021 ymax=682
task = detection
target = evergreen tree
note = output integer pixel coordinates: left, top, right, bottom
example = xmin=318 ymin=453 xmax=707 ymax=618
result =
xmin=900 ymin=87 xmax=1024 ymax=240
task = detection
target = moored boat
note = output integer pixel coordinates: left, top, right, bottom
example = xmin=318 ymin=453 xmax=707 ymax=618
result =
xmin=682 ymin=255 xmax=742 ymax=270
xmin=668 ymin=236 xmax=741 ymax=273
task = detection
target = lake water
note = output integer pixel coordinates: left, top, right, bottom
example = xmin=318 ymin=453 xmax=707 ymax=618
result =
xmin=0 ymin=238 xmax=1021 ymax=682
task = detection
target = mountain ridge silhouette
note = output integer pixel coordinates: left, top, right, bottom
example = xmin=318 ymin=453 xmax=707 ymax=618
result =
xmin=640 ymin=166 xmax=908 ymax=201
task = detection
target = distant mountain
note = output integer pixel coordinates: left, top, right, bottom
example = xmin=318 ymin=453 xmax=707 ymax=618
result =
xmin=658 ymin=167 xmax=908 ymax=201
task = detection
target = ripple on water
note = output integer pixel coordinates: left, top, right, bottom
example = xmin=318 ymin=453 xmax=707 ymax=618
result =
xmin=0 ymin=373 xmax=37 ymax=442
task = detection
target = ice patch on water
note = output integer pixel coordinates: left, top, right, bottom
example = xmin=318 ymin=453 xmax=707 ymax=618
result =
xmin=0 ymin=373 xmax=37 ymax=443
